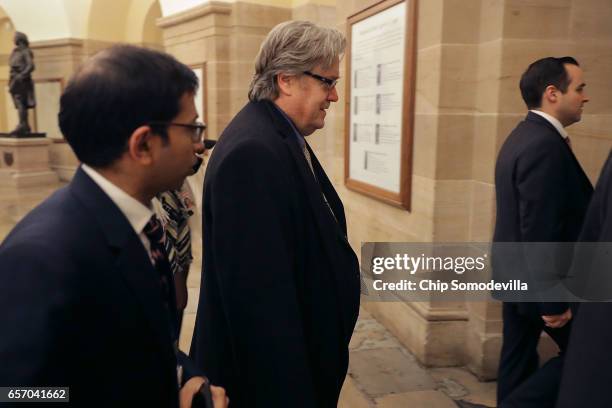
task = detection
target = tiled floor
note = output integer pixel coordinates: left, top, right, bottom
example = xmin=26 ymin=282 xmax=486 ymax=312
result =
xmin=0 ymin=183 xmax=498 ymax=408
xmin=340 ymin=307 xmax=496 ymax=407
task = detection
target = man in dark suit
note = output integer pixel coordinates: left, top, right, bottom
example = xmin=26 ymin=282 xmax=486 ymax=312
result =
xmin=493 ymin=57 xmax=592 ymax=407
xmin=190 ymin=21 xmax=361 ymax=407
xmin=0 ymin=45 xmax=226 ymax=408
xmin=555 ymin=151 xmax=612 ymax=408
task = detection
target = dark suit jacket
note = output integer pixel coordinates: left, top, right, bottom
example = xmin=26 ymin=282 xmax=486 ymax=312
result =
xmin=0 ymin=168 xmax=180 ymax=407
xmin=557 ymin=150 xmax=612 ymax=408
xmin=493 ymin=112 xmax=593 ymax=315
xmin=190 ymin=100 xmax=361 ymax=407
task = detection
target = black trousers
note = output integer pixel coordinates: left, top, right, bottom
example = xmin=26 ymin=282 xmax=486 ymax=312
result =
xmin=497 ymin=303 xmax=572 ymax=408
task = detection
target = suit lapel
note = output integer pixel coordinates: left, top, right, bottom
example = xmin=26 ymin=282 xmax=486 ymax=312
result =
xmin=114 ymin=237 xmax=177 ymax=369
xmin=262 ymin=101 xmax=356 ymax=337
xmin=70 ymin=168 xmax=176 ymax=371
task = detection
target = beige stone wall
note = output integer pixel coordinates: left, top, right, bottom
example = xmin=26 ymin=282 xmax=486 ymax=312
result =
xmin=158 ymin=1 xmax=292 ymax=140
xmin=326 ymin=0 xmax=612 ymax=379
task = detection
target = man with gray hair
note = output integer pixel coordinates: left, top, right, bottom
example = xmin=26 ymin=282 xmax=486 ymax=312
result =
xmin=191 ymin=20 xmax=361 ymax=407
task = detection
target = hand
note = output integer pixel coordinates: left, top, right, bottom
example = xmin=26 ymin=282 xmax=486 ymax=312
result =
xmin=179 ymin=376 xmax=229 ymax=408
xmin=542 ymin=308 xmax=572 ymax=329
xmin=210 ymin=385 xmax=229 ymax=408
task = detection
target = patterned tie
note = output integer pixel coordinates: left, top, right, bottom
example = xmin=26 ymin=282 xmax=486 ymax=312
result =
xmin=143 ymin=215 xmax=178 ymax=337
xmin=144 ymin=215 xmax=185 ymax=385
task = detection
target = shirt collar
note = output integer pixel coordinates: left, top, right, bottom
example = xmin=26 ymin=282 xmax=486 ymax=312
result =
xmin=81 ymin=164 xmax=153 ymax=236
xmin=271 ymin=101 xmax=306 ymax=149
xmin=530 ymin=110 xmax=568 ymax=139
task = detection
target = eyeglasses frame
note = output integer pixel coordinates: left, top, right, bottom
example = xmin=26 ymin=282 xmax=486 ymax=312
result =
xmin=302 ymin=71 xmax=339 ymax=90
xmin=148 ymin=121 xmax=207 ymax=144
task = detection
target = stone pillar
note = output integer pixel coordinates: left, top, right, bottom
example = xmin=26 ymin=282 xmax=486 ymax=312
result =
xmin=30 ymin=39 xmax=84 ymax=181
xmin=158 ymin=1 xmax=291 ymax=140
xmin=29 ymin=38 xmax=118 ymax=181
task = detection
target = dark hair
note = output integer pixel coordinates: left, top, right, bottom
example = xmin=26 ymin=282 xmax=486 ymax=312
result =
xmin=519 ymin=56 xmax=579 ymax=109
xmin=59 ymin=45 xmax=198 ymax=167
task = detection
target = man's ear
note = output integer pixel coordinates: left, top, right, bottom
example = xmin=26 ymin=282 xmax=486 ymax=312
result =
xmin=127 ymin=126 xmax=155 ymax=165
xmin=276 ymin=72 xmax=295 ymax=96
xmin=543 ymin=85 xmax=559 ymax=104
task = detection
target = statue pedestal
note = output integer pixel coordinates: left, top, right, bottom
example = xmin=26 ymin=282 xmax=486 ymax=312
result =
xmin=0 ymin=132 xmax=47 ymax=139
xmin=0 ymin=135 xmax=59 ymax=188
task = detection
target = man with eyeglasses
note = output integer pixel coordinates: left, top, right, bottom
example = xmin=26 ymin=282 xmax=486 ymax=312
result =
xmin=190 ymin=20 xmax=361 ymax=407
xmin=0 ymin=45 xmax=227 ymax=408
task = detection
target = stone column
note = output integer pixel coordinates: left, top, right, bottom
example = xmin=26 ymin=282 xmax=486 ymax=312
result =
xmin=158 ymin=1 xmax=291 ymax=140
xmin=29 ymin=38 xmax=118 ymax=181
xmin=30 ymin=39 xmax=83 ymax=181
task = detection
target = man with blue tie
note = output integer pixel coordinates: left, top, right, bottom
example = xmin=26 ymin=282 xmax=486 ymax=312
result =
xmin=0 ymin=45 xmax=226 ymax=408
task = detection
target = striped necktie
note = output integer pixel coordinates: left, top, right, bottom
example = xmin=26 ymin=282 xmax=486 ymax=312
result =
xmin=156 ymin=190 xmax=193 ymax=276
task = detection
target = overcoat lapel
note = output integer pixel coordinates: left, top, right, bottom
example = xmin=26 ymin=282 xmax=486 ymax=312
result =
xmin=263 ymin=101 xmax=356 ymax=337
xmin=305 ymin=142 xmax=348 ymax=234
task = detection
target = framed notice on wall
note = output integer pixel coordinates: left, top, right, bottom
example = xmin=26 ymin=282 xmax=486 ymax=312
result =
xmin=345 ymin=0 xmax=417 ymax=210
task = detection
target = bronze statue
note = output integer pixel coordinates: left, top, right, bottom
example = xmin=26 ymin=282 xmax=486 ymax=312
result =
xmin=9 ymin=32 xmax=36 ymax=135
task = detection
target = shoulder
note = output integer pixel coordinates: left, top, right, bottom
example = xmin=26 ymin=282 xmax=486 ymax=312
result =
xmin=223 ymin=101 xmax=275 ymax=133
xmin=508 ymin=118 xmax=566 ymax=158
xmin=213 ymin=136 xmax=286 ymax=179
xmin=211 ymin=102 xmax=288 ymax=168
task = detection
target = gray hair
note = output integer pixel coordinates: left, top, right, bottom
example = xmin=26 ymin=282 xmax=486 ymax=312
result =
xmin=248 ymin=20 xmax=346 ymax=102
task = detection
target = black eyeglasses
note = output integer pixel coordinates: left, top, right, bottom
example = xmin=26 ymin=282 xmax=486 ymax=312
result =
xmin=303 ymin=71 xmax=338 ymax=90
xmin=148 ymin=121 xmax=207 ymax=143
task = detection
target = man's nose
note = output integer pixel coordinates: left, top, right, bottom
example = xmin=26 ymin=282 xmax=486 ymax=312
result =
xmin=328 ymin=86 xmax=339 ymax=102
xmin=194 ymin=140 xmax=205 ymax=154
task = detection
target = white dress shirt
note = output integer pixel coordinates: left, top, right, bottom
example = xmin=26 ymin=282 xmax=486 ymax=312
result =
xmin=81 ymin=164 xmax=154 ymax=261
xmin=530 ymin=109 xmax=569 ymax=140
